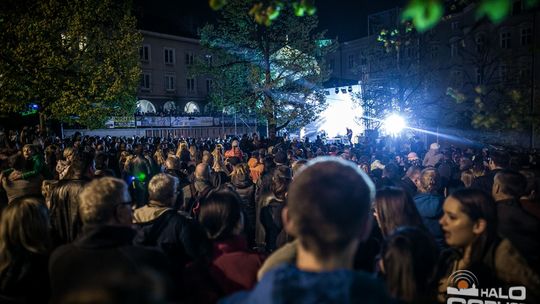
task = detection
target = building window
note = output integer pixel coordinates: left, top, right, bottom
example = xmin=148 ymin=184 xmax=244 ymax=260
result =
xmin=139 ymin=45 xmax=150 ymax=62
xmin=140 ymin=73 xmax=151 ymax=91
xmin=348 ymin=54 xmax=354 ymax=69
xmin=475 ymin=34 xmax=485 ymax=52
xmin=500 ymin=32 xmax=511 ymax=49
xmin=499 ymin=64 xmax=508 ymax=81
xmin=451 ymin=42 xmax=458 ymax=58
xmin=185 ymin=52 xmax=194 ymax=65
xmin=521 ymin=27 xmax=532 ymax=46
xmin=205 ymin=54 xmax=213 ymax=66
xmin=206 ymin=79 xmax=213 ymax=93
xmin=451 ymin=21 xmax=460 ymax=31
xmin=164 ymin=48 xmax=175 ymax=65
xmin=186 ymin=78 xmax=195 ymax=92
xmin=165 ymin=74 xmax=176 ymax=92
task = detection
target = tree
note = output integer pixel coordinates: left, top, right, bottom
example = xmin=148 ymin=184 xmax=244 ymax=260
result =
xmin=0 ymin=0 xmax=141 ymax=128
xmin=196 ymin=0 xmax=333 ymax=137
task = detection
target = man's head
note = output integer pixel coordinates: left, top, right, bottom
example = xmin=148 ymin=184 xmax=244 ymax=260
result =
xmin=492 ymin=170 xmax=526 ymax=200
xmin=164 ymin=156 xmax=178 ymax=171
xmin=285 ymin=157 xmax=375 ymax=260
xmin=195 ymin=163 xmax=210 ymax=181
xmin=79 ymin=177 xmax=132 ymax=226
xmin=148 ymin=173 xmax=179 ymax=207
xmin=489 ymin=150 xmax=510 ymax=170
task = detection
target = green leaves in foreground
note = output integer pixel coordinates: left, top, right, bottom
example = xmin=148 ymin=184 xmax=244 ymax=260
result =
xmin=476 ymin=0 xmax=512 ymax=23
xmin=401 ymin=0 xmax=443 ymax=32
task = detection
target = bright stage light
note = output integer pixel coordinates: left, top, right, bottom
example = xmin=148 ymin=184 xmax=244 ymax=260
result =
xmin=384 ymin=114 xmax=406 ymax=135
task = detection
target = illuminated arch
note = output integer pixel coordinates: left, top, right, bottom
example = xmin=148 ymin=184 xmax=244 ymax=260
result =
xmin=184 ymin=102 xmax=200 ymax=114
xmin=136 ymin=99 xmax=156 ymax=113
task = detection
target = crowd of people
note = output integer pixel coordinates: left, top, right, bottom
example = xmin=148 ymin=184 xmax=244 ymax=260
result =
xmin=0 ymin=126 xmax=539 ymax=303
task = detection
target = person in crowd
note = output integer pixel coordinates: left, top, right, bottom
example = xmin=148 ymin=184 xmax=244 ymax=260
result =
xmin=260 ymin=165 xmax=292 ymax=253
xmin=0 ymin=196 xmax=51 ymax=303
xmin=94 ymin=152 xmax=115 ymax=178
xmin=423 ymin=143 xmax=443 ymax=168
xmin=519 ymin=169 xmax=540 ymax=220
xmin=126 ymin=144 xmax=153 ymax=208
xmin=49 ymin=177 xmax=174 ymax=302
xmin=438 ymin=188 xmax=540 ymax=303
xmin=182 ymin=163 xmax=214 ymax=214
xmin=228 ymin=163 xmax=256 ymax=248
xmin=397 ymin=165 xmax=421 ymax=197
xmin=3 ymin=144 xmax=51 ymax=181
xmin=0 ymin=154 xmax=42 ymax=203
xmin=187 ymin=189 xmax=264 ymax=301
xmin=249 ymin=150 xmax=265 ymax=183
xmin=373 ymin=187 xmax=426 ymax=237
xmin=225 ymin=139 xmax=244 ymax=160
xmin=49 ymin=152 xmax=93 ymax=247
xmin=221 ymin=157 xmax=391 ymax=303
xmin=492 ymin=170 xmax=540 ymax=270
xmin=379 ymin=227 xmax=439 ymax=304
xmin=133 ymin=173 xmax=205 ymax=269
xmin=413 ymin=168 xmax=446 ymax=249
xmin=291 ymin=159 xmax=308 ymax=177
xmin=460 ymin=170 xmax=475 ymax=188
xmin=471 ymin=150 xmax=509 ymax=194
xmin=380 ymin=163 xmax=401 ymax=188
xmin=56 ymin=147 xmax=75 ymax=180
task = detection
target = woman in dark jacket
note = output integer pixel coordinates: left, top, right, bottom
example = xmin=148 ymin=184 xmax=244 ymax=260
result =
xmin=0 ymin=196 xmax=51 ymax=303
xmin=228 ymin=163 xmax=256 ymax=248
xmin=260 ymin=166 xmax=292 ymax=253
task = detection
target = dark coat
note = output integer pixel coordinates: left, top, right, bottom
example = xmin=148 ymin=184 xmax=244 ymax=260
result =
xmin=49 ymin=225 xmax=173 ymax=302
xmin=229 ymin=177 xmax=256 ymax=247
xmin=49 ymin=178 xmax=89 ymax=247
xmin=413 ymin=193 xmax=446 ymax=249
xmin=496 ymin=199 xmax=540 ymax=271
xmin=397 ymin=177 xmax=417 ymax=198
xmin=0 ymin=253 xmax=49 ymax=303
xmin=220 ymin=264 xmax=391 ymax=304
xmin=471 ymin=169 xmax=501 ymax=195
xmin=133 ymin=206 xmax=209 ymax=268
xmin=260 ymin=198 xmax=287 ymax=253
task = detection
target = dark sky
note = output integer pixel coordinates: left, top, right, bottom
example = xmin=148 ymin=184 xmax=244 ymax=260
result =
xmin=134 ymin=0 xmax=405 ymax=41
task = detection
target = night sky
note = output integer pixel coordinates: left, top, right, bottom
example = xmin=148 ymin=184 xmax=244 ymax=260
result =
xmin=134 ymin=0 xmax=407 ymax=42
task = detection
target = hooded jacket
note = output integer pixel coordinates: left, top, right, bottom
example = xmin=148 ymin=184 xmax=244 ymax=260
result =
xmin=413 ymin=193 xmax=445 ymax=249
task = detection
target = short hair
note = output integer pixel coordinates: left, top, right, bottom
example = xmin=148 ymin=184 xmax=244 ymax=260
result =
xmin=198 ymin=189 xmax=242 ymax=241
xmin=148 ymin=173 xmax=178 ymax=206
xmin=79 ymin=177 xmax=129 ymax=225
xmin=490 ymin=150 xmax=510 ymax=168
xmin=287 ymin=157 xmax=375 ymax=259
xmin=494 ymin=170 xmax=527 ymax=198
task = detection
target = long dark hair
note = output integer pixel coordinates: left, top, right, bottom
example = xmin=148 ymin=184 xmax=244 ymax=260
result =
xmin=448 ymin=188 xmax=497 ymax=265
xmin=271 ymin=166 xmax=292 ymax=201
xmin=198 ymin=189 xmax=242 ymax=241
xmin=381 ymin=226 xmax=439 ymax=304
xmin=0 ymin=196 xmax=51 ymax=274
xmin=374 ymin=187 xmax=426 ymax=237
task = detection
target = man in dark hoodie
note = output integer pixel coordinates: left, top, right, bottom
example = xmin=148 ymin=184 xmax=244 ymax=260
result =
xmin=221 ymin=157 xmax=390 ymax=304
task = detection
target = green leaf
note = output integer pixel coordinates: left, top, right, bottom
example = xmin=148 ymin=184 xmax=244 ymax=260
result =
xmin=401 ymin=0 xmax=444 ymax=32
xmin=476 ymin=0 xmax=511 ymax=23
xmin=209 ymin=0 xmax=227 ymax=11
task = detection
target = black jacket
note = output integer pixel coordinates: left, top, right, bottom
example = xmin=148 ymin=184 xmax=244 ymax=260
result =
xmin=0 ymin=253 xmax=49 ymax=303
xmin=49 ymin=225 xmax=173 ymax=302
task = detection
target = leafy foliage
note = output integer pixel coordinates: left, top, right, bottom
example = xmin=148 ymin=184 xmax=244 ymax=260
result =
xmin=0 ymin=0 xmax=141 ymax=128
xmin=196 ymin=0 xmax=333 ymax=136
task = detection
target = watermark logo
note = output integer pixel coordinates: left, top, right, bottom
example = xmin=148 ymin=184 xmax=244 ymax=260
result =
xmin=446 ymin=270 xmax=527 ymax=304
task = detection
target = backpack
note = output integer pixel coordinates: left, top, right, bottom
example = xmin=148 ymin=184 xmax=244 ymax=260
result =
xmin=187 ymin=183 xmax=213 ymax=218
